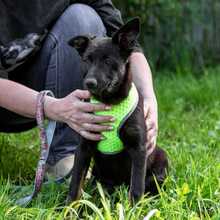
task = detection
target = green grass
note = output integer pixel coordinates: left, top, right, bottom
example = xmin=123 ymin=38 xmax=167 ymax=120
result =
xmin=0 ymin=68 xmax=220 ymax=219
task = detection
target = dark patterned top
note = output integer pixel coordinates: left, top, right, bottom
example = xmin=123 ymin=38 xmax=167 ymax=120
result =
xmin=0 ymin=0 xmax=124 ymax=71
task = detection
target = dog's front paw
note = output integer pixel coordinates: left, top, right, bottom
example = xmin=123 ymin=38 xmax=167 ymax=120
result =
xmin=129 ymin=189 xmax=143 ymax=205
xmin=66 ymin=190 xmax=81 ymax=206
xmin=66 ymin=195 xmax=73 ymax=206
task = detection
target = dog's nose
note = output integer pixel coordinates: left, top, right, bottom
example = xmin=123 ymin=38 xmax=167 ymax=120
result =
xmin=85 ymin=78 xmax=97 ymax=90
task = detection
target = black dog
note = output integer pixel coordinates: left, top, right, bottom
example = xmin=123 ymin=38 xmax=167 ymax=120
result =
xmin=67 ymin=18 xmax=168 ymax=204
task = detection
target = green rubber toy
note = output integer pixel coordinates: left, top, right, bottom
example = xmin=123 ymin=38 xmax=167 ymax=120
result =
xmin=90 ymin=83 xmax=139 ymax=154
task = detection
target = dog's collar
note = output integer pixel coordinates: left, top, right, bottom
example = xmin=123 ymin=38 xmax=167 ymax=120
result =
xmin=91 ymin=83 xmax=139 ymax=154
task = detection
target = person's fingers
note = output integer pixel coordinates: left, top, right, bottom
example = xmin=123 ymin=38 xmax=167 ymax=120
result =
xmin=145 ymin=116 xmax=157 ymax=131
xmin=146 ymin=137 xmax=156 ymax=156
xmin=77 ymin=101 xmax=111 ymax=112
xmin=145 ymin=122 xmax=157 ymax=156
xmin=146 ymin=120 xmax=157 ymax=136
xmin=82 ymin=123 xmax=113 ymax=132
xmin=145 ymin=119 xmax=152 ymax=130
xmin=79 ymin=130 xmax=103 ymax=141
xmin=78 ymin=112 xmax=115 ymax=124
xmin=147 ymin=133 xmax=156 ymax=146
xmin=72 ymin=89 xmax=91 ymax=100
xmin=69 ymin=122 xmax=103 ymax=141
xmin=147 ymin=128 xmax=157 ymax=143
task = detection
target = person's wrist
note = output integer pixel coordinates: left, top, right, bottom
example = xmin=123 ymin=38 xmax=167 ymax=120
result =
xmin=143 ymin=92 xmax=157 ymax=104
xmin=44 ymin=96 xmax=60 ymax=121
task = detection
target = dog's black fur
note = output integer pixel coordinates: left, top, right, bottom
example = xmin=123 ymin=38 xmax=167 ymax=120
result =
xmin=67 ymin=18 xmax=168 ymax=204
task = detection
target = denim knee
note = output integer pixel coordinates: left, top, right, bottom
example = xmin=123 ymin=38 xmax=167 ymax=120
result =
xmin=50 ymin=3 xmax=106 ymax=43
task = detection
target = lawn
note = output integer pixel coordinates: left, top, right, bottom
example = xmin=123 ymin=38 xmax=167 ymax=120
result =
xmin=0 ymin=68 xmax=220 ymax=220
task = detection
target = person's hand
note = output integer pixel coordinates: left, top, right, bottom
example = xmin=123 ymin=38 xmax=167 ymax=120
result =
xmin=143 ymin=96 xmax=158 ymax=156
xmin=45 ymin=89 xmax=114 ymax=141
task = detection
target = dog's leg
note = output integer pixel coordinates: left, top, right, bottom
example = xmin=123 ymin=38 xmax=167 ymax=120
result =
xmin=66 ymin=140 xmax=94 ymax=204
xmin=126 ymin=146 xmax=147 ymax=204
xmin=145 ymin=146 xmax=168 ymax=194
xmin=119 ymin=97 xmax=147 ymax=204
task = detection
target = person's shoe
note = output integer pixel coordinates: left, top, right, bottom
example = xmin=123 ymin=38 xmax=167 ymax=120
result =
xmin=45 ymin=154 xmax=92 ymax=183
xmin=45 ymin=154 xmax=75 ymax=181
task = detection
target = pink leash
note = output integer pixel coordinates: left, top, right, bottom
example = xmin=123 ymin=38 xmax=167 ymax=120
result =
xmin=16 ymin=90 xmax=71 ymax=206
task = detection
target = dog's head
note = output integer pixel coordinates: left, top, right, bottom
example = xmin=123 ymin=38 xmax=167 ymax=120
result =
xmin=68 ymin=18 xmax=140 ymax=104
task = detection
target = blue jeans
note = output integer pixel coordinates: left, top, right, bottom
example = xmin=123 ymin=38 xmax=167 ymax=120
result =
xmin=0 ymin=4 xmax=106 ymax=165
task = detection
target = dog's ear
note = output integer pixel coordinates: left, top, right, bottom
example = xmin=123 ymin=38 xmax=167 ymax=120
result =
xmin=68 ymin=36 xmax=91 ymax=56
xmin=112 ymin=17 xmax=140 ymax=50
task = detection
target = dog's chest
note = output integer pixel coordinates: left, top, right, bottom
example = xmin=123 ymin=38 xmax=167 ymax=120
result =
xmin=91 ymin=83 xmax=139 ymax=154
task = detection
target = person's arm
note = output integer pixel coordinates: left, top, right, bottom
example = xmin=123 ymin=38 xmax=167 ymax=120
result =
xmin=129 ymin=52 xmax=158 ymax=155
xmin=0 ymin=79 xmax=114 ymax=141
xmin=0 ymin=78 xmax=41 ymax=118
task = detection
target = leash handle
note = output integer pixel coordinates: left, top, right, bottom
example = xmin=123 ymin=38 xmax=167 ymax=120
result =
xmin=16 ymin=90 xmax=56 ymax=206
